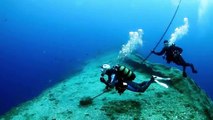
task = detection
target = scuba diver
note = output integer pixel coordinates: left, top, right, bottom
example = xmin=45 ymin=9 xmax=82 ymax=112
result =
xmin=100 ymin=64 xmax=170 ymax=95
xmin=151 ymin=40 xmax=197 ymax=77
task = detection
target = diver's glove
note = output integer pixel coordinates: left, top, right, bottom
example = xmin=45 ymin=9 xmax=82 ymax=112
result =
xmin=151 ymin=50 xmax=156 ymax=54
xmin=100 ymin=77 xmax=105 ymax=83
xmin=100 ymin=77 xmax=113 ymax=89
xmin=105 ymin=83 xmax=114 ymax=90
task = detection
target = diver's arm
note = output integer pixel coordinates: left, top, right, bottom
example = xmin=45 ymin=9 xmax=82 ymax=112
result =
xmin=153 ymin=48 xmax=166 ymax=56
xmin=100 ymin=73 xmax=107 ymax=84
xmin=176 ymin=46 xmax=183 ymax=54
xmin=100 ymin=76 xmax=110 ymax=87
xmin=100 ymin=73 xmax=113 ymax=88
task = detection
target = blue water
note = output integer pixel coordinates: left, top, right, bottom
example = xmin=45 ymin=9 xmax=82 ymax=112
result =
xmin=0 ymin=0 xmax=213 ymax=115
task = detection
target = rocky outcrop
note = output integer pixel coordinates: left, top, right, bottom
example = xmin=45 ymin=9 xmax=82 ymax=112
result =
xmin=1 ymin=53 xmax=212 ymax=120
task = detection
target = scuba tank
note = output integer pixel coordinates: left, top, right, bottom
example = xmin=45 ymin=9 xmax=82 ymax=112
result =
xmin=114 ymin=65 xmax=136 ymax=81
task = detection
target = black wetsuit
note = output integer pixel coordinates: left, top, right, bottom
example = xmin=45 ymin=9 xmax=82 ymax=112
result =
xmin=153 ymin=45 xmax=197 ymax=77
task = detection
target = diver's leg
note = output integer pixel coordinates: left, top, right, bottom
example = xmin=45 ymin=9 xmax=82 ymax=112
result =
xmin=182 ymin=66 xmax=187 ymax=77
xmin=182 ymin=62 xmax=197 ymax=74
xmin=190 ymin=64 xmax=197 ymax=73
xmin=138 ymin=78 xmax=155 ymax=92
xmin=173 ymin=59 xmax=187 ymax=77
xmin=176 ymin=56 xmax=188 ymax=77
xmin=178 ymin=55 xmax=197 ymax=73
xmin=125 ymin=79 xmax=153 ymax=93
xmin=125 ymin=82 xmax=141 ymax=92
xmin=129 ymin=77 xmax=155 ymax=92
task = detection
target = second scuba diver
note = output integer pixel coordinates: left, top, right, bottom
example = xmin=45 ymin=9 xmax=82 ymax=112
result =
xmin=152 ymin=40 xmax=197 ymax=77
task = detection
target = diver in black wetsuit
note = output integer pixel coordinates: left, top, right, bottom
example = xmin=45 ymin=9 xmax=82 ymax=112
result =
xmin=100 ymin=64 xmax=170 ymax=95
xmin=152 ymin=40 xmax=197 ymax=77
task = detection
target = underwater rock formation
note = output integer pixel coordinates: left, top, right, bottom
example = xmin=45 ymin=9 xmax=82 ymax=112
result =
xmin=0 ymin=52 xmax=213 ymax=120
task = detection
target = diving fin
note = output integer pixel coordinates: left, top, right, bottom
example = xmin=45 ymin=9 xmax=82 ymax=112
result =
xmin=154 ymin=80 xmax=169 ymax=88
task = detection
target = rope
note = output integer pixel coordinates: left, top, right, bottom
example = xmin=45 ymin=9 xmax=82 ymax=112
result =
xmin=142 ymin=0 xmax=182 ymax=63
xmin=91 ymin=90 xmax=107 ymax=100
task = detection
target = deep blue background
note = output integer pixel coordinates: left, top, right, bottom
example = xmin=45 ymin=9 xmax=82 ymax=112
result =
xmin=0 ymin=0 xmax=213 ymax=115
